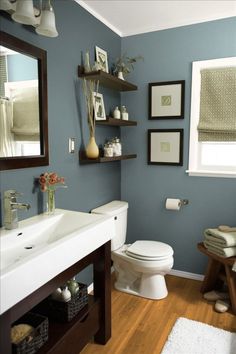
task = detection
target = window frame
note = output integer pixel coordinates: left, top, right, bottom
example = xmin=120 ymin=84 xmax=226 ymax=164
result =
xmin=187 ymin=57 xmax=236 ymax=178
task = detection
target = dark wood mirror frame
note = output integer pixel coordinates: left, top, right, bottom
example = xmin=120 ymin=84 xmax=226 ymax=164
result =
xmin=0 ymin=31 xmax=49 ymax=170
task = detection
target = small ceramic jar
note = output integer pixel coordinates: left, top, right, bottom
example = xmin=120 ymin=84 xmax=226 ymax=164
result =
xmin=67 ymin=279 xmax=79 ymax=296
xmin=121 ymin=106 xmax=129 ymax=120
xmin=113 ymin=106 xmax=121 ymax=119
xmin=61 ymin=286 xmax=71 ymax=302
xmin=113 ymin=138 xmax=122 ymax=156
xmin=104 ymin=143 xmax=113 ymax=157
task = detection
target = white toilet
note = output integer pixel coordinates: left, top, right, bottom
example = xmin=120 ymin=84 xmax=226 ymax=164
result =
xmin=91 ymin=200 xmax=174 ymax=300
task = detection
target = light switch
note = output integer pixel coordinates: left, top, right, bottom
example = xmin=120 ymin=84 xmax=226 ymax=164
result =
xmin=69 ymin=138 xmax=75 ymax=153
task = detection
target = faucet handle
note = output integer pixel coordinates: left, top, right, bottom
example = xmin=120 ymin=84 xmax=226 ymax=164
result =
xmin=4 ymin=190 xmax=23 ymax=199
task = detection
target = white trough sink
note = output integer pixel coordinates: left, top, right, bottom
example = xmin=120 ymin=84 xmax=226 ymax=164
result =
xmin=0 ymin=209 xmax=115 ymax=314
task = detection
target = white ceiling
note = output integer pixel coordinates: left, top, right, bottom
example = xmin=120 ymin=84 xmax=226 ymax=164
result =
xmin=76 ymin=0 xmax=236 ymax=37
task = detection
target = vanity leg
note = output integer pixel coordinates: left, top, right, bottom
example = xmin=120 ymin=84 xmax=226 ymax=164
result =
xmin=93 ymin=241 xmax=111 ymax=344
xmin=0 ymin=311 xmax=11 ymax=354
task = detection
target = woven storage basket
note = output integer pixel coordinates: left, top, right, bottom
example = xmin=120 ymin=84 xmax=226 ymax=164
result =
xmin=12 ymin=312 xmax=48 ymax=354
xmin=48 ymin=282 xmax=88 ymax=322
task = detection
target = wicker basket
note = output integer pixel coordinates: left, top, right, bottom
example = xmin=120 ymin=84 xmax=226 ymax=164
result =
xmin=48 ymin=282 xmax=88 ymax=322
xmin=12 ymin=312 xmax=48 ymax=354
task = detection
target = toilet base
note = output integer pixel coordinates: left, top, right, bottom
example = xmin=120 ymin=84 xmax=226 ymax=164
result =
xmin=114 ymin=270 xmax=168 ymax=300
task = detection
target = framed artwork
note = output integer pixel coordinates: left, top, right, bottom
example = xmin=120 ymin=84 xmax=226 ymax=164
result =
xmin=95 ymin=46 xmax=109 ymax=73
xmin=148 ymin=129 xmax=184 ymax=166
xmin=149 ymin=80 xmax=185 ymax=119
xmin=93 ymin=92 xmax=106 ymax=121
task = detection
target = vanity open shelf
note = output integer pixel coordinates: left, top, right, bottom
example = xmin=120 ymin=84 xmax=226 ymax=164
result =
xmin=96 ymin=117 xmax=137 ymax=126
xmin=78 ymin=66 xmax=137 ymax=91
xmin=0 ymin=241 xmax=111 ymax=354
xmin=79 ymin=150 xmax=137 ymax=164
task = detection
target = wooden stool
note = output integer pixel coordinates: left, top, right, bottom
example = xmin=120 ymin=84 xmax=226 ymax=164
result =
xmin=198 ymin=242 xmax=236 ymax=314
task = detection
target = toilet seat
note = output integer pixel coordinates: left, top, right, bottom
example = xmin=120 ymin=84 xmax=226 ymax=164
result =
xmin=126 ymin=240 xmax=173 ymax=261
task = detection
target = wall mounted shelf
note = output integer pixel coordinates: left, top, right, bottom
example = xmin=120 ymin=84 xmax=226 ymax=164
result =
xmin=78 ymin=66 xmax=137 ymax=91
xmin=79 ymin=151 xmax=137 ymax=164
xmin=96 ymin=117 xmax=137 ymax=127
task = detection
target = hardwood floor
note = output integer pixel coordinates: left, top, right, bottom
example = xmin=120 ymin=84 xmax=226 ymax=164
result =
xmin=81 ymin=275 xmax=236 ymax=354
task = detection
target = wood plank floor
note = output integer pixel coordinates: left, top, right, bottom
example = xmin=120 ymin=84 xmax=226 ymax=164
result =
xmin=81 ymin=275 xmax=236 ymax=354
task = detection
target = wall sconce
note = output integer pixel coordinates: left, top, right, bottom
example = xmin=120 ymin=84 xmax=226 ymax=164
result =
xmin=0 ymin=0 xmax=58 ymax=38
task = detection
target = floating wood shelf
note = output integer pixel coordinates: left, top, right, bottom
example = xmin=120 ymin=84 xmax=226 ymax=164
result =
xmin=78 ymin=66 xmax=137 ymax=91
xmin=79 ymin=151 xmax=137 ymax=164
xmin=96 ymin=117 xmax=137 ymax=126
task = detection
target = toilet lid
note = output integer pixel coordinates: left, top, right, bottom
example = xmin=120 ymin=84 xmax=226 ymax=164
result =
xmin=126 ymin=241 xmax=173 ymax=260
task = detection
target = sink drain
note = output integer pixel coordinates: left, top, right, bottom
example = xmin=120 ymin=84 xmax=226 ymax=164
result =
xmin=24 ymin=245 xmax=35 ymax=250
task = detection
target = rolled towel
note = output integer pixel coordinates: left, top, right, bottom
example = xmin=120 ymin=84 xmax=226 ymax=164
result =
xmin=204 ymin=241 xmax=236 ymax=258
xmin=204 ymin=228 xmax=236 ymax=247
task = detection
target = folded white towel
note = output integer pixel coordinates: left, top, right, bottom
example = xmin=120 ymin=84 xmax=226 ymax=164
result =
xmin=204 ymin=241 xmax=236 ymax=258
xmin=204 ymin=228 xmax=236 ymax=247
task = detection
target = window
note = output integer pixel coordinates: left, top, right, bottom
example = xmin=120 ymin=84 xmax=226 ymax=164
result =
xmin=187 ymin=57 xmax=236 ymax=178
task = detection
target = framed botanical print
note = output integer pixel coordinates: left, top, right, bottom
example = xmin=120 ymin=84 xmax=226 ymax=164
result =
xmin=148 ymin=129 xmax=184 ymax=166
xmin=149 ymin=80 xmax=185 ymax=119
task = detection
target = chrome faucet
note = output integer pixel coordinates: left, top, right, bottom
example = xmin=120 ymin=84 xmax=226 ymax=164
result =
xmin=4 ymin=190 xmax=31 ymax=230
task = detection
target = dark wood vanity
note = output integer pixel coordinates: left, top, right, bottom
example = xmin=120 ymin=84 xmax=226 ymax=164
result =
xmin=0 ymin=240 xmax=111 ymax=354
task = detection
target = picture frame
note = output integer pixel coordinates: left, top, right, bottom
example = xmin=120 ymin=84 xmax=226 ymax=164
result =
xmin=93 ymin=92 xmax=106 ymax=121
xmin=149 ymin=80 xmax=185 ymax=119
xmin=148 ymin=129 xmax=184 ymax=166
xmin=95 ymin=46 xmax=109 ymax=73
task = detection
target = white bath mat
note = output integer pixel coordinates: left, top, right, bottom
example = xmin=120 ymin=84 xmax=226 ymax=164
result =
xmin=161 ymin=317 xmax=236 ymax=354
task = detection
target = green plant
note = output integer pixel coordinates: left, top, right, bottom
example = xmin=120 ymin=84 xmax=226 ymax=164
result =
xmin=113 ymin=54 xmax=143 ymax=76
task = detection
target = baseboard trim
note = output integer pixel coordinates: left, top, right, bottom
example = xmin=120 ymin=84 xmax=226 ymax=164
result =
xmin=170 ymin=269 xmax=204 ymax=281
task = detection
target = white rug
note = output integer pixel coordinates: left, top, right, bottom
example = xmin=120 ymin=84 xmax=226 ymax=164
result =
xmin=161 ymin=317 xmax=236 ymax=354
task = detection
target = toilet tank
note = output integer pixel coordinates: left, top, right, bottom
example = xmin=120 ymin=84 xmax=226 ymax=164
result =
xmin=91 ymin=201 xmax=128 ymax=251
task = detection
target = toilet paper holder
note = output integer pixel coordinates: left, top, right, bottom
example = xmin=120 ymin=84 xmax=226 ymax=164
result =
xmin=180 ymin=199 xmax=189 ymax=206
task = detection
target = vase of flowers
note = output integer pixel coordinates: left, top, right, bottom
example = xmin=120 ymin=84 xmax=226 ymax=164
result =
xmin=113 ymin=54 xmax=143 ymax=80
xmin=39 ymin=172 xmax=66 ymax=214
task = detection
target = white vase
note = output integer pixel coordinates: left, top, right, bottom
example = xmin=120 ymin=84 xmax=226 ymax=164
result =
xmin=118 ymin=71 xmax=124 ymax=80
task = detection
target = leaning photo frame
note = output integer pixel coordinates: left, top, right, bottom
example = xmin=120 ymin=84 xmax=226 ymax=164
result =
xmin=95 ymin=46 xmax=109 ymax=73
xmin=93 ymin=92 xmax=106 ymax=121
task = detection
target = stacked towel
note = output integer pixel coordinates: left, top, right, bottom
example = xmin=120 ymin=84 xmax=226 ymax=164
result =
xmin=203 ymin=228 xmax=236 ymax=258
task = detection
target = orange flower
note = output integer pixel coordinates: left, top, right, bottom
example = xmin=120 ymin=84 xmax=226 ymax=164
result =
xmin=38 ymin=172 xmax=66 ymax=192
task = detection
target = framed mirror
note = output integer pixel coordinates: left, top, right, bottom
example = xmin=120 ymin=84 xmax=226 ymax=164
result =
xmin=0 ymin=31 xmax=48 ymax=170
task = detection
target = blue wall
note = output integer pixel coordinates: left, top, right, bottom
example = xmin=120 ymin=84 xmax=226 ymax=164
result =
xmin=121 ymin=17 xmax=236 ymax=274
xmin=1 ymin=3 xmax=236 ymax=277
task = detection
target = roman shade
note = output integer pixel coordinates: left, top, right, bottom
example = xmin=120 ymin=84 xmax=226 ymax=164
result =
xmin=198 ymin=67 xmax=236 ymax=141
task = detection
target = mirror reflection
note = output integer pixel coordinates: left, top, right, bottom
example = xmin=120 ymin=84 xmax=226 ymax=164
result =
xmin=0 ymin=45 xmax=40 ymax=157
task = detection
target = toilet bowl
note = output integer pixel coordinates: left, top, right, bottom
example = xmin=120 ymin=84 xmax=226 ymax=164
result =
xmin=91 ymin=201 xmax=174 ymax=300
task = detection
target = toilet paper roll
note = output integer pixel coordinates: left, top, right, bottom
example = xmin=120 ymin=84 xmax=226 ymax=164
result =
xmin=165 ymin=198 xmax=181 ymax=211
